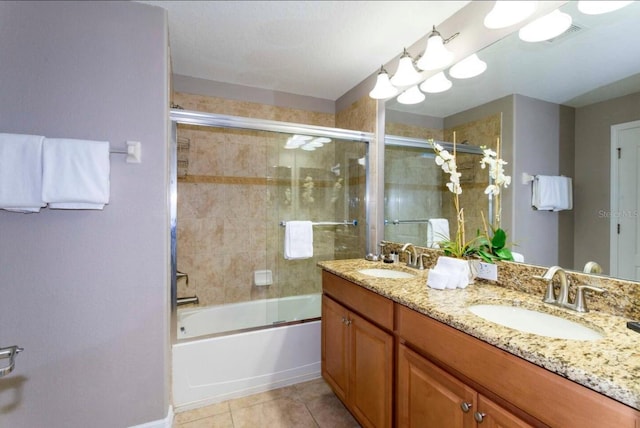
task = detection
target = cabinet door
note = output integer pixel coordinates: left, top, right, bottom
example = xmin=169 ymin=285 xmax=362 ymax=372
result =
xmin=397 ymin=344 xmax=476 ymax=428
xmin=476 ymin=395 xmax=533 ymax=428
xmin=350 ymin=312 xmax=393 ymax=428
xmin=321 ymin=295 xmax=349 ymax=401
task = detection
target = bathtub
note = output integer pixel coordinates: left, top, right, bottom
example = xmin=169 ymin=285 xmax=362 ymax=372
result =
xmin=172 ymin=293 xmax=322 ymax=411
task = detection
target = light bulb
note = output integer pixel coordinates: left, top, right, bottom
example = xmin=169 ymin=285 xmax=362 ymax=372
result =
xmin=369 ymin=67 xmax=399 ymax=99
xmin=449 ymin=54 xmax=487 ymax=79
xmin=397 ymin=86 xmax=425 ymax=105
xmin=519 ymin=9 xmax=572 ymax=43
xmin=420 ymin=72 xmax=452 ymax=93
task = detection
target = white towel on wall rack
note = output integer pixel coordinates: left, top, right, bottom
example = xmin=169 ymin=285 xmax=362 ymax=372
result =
xmin=532 ymin=175 xmax=572 ymax=211
xmin=284 ymin=221 xmax=313 ymax=260
xmin=42 ymin=138 xmax=111 ymax=210
xmin=427 ymin=218 xmax=450 ymax=248
xmin=0 ymin=133 xmax=47 ymax=213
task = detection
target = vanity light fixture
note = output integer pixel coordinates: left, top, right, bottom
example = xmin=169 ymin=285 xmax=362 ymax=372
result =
xmin=369 ymin=66 xmax=399 ymax=99
xmin=416 ymin=26 xmax=458 ymax=71
xmin=519 ymin=9 xmax=572 ymax=43
xmin=284 ymin=135 xmax=312 ymax=149
xmin=484 ymin=1 xmax=538 ymax=29
xmin=577 ymin=1 xmax=633 ymax=15
xmin=419 ymin=71 xmax=452 ymax=93
xmin=390 ymin=48 xmax=422 ymax=87
xmin=397 ymin=85 xmax=425 ymax=105
xmin=449 ymin=54 xmax=487 ymax=79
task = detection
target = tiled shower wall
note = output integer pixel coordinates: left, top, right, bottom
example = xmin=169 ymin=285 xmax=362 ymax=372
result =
xmin=385 ymin=114 xmax=501 ymax=246
xmin=173 ymin=92 xmax=367 ymax=307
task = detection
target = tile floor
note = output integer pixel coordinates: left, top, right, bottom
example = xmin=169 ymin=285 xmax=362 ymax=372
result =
xmin=173 ymin=378 xmax=361 ymax=428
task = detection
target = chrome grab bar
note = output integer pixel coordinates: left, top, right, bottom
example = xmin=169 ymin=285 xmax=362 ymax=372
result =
xmin=177 ymin=296 xmax=199 ymax=306
xmin=0 ymin=345 xmax=24 ymax=378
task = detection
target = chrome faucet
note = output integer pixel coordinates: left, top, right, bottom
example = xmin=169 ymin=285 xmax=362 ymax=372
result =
xmin=535 ymin=266 xmax=570 ymax=306
xmin=400 ymin=243 xmax=425 ymax=269
xmin=534 ymin=266 xmax=605 ymax=312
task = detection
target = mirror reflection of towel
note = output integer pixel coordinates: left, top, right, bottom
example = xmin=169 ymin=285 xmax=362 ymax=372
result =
xmin=427 ymin=218 xmax=450 ymax=248
xmin=284 ymin=221 xmax=313 ymax=260
xmin=532 ymin=175 xmax=572 ymax=211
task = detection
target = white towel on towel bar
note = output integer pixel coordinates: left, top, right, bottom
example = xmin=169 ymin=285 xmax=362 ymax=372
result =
xmin=0 ymin=133 xmax=47 ymax=213
xmin=284 ymin=221 xmax=313 ymax=260
xmin=42 ymin=138 xmax=110 ymax=210
xmin=427 ymin=218 xmax=450 ymax=248
xmin=532 ymin=175 xmax=572 ymax=211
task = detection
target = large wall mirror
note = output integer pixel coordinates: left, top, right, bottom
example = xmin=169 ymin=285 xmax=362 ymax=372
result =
xmin=383 ymin=1 xmax=640 ymax=281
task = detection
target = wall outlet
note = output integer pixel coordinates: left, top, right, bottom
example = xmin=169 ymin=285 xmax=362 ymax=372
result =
xmin=476 ymin=262 xmax=498 ymax=281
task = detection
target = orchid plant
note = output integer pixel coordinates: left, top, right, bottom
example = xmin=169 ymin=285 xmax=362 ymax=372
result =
xmin=429 ymin=138 xmax=513 ymax=262
xmin=430 ymin=140 xmax=476 ymax=259
xmin=479 ymin=142 xmax=511 ymax=227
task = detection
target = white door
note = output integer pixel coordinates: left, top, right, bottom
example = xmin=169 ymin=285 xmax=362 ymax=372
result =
xmin=611 ymin=120 xmax=640 ymax=280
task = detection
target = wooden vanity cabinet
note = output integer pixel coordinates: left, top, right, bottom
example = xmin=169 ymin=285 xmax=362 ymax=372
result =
xmin=321 ymin=271 xmax=640 ymax=428
xmin=397 ymin=343 xmax=532 ymax=428
xmin=322 ymin=271 xmax=394 ymax=428
xmin=396 ymin=304 xmax=640 ymax=428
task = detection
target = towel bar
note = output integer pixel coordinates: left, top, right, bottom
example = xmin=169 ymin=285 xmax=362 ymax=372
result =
xmin=385 ymin=219 xmax=430 ymax=225
xmin=109 ymin=141 xmax=141 ymax=163
xmin=279 ymin=220 xmax=357 ymax=227
xmin=0 ymin=345 xmax=23 ymax=378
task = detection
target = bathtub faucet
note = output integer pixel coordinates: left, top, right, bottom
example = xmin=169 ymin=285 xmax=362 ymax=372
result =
xmin=177 ymin=296 xmax=199 ymax=306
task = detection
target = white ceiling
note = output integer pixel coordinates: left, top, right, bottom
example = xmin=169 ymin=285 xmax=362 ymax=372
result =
xmin=139 ymin=1 xmax=640 ymax=117
xmin=138 ymin=1 xmax=470 ymax=100
xmin=389 ymin=1 xmax=640 ymax=117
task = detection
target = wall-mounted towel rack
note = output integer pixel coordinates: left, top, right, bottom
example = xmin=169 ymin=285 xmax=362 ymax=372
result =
xmin=109 ymin=140 xmax=141 ymax=163
xmin=385 ymin=219 xmax=430 ymax=225
xmin=279 ymin=220 xmax=358 ymax=227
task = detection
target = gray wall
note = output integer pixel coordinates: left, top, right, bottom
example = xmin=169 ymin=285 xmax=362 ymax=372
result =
xmin=512 ymin=95 xmax=563 ymax=267
xmin=0 ymin=2 xmax=170 ymax=427
xmin=574 ymin=92 xmax=640 ymax=273
xmin=445 ymin=94 xmax=575 ymax=267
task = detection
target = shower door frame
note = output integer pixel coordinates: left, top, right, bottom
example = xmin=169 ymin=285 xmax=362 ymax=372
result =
xmin=169 ymin=109 xmax=374 ymax=344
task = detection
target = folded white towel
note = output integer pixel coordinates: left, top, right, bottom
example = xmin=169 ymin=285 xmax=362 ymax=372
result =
xmin=433 ymin=256 xmax=473 ymax=289
xmin=532 ymin=175 xmax=572 ymax=211
xmin=426 ymin=269 xmax=448 ymax=290
xmin=512 ymin=252 xmax=525 ymax=263
xmin=427 ymin=218 xmax=450 ymax=248
xmin=42 ymin=138 xmax=110 ymax=210
xmin=284 ymin=221 xmax=313 ymax=260
xmin=0 ymin=133 xmax=47 ymax=213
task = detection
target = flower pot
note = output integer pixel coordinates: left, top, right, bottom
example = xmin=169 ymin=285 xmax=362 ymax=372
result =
xmin=427 ymin=256 xmax=478 ymax=289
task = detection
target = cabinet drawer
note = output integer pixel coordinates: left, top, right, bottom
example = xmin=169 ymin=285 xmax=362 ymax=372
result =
xmin=395 ymin=303 xmax=640 ymax=428
xmin=322 ymin=271 xmax=393 ymax=331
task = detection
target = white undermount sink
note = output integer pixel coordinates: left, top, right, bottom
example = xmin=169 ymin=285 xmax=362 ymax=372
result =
xmin=468 ymin=304 xmax=604 ymax=341
xmin=357 ymin=268 xmax=415 ymax=279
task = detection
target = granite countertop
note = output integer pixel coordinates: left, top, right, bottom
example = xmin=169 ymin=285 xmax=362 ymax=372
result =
xmin=318 ymin=258 xmax=640 ymax=411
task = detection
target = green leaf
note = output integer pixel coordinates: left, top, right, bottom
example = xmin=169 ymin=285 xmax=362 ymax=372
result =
xmin=491 ymin=228 xmax=507 ymax=248
xmin=495 ymin=247 xmax=513 ymax=261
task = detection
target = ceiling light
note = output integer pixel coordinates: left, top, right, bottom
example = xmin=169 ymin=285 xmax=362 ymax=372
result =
xmin=284 ymin=135 xmax=312 ymax=149
xmin=577 ymin=1 xmax=632 ymax=15
xmin=484 ymin=1 xmax=538 ymax=29
xmin=419 ymin=72 xmax=452 ymax=93
xmin=369 ymin=66 xmax=399 ymax=99
xmin=519 ymin=9 xmax=572 ymax=43
xmin=390 ymin=49 xmax=422 ymax=87
xmin=311 ymin=137 xmax=331 ymax=145
xmin=397 ymin=86 xmax=425 ymax=105
xmin=449 ymin=54 xmax=487 ymax=79
xmin=417 ymin=26 xmax=458 ymax=71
